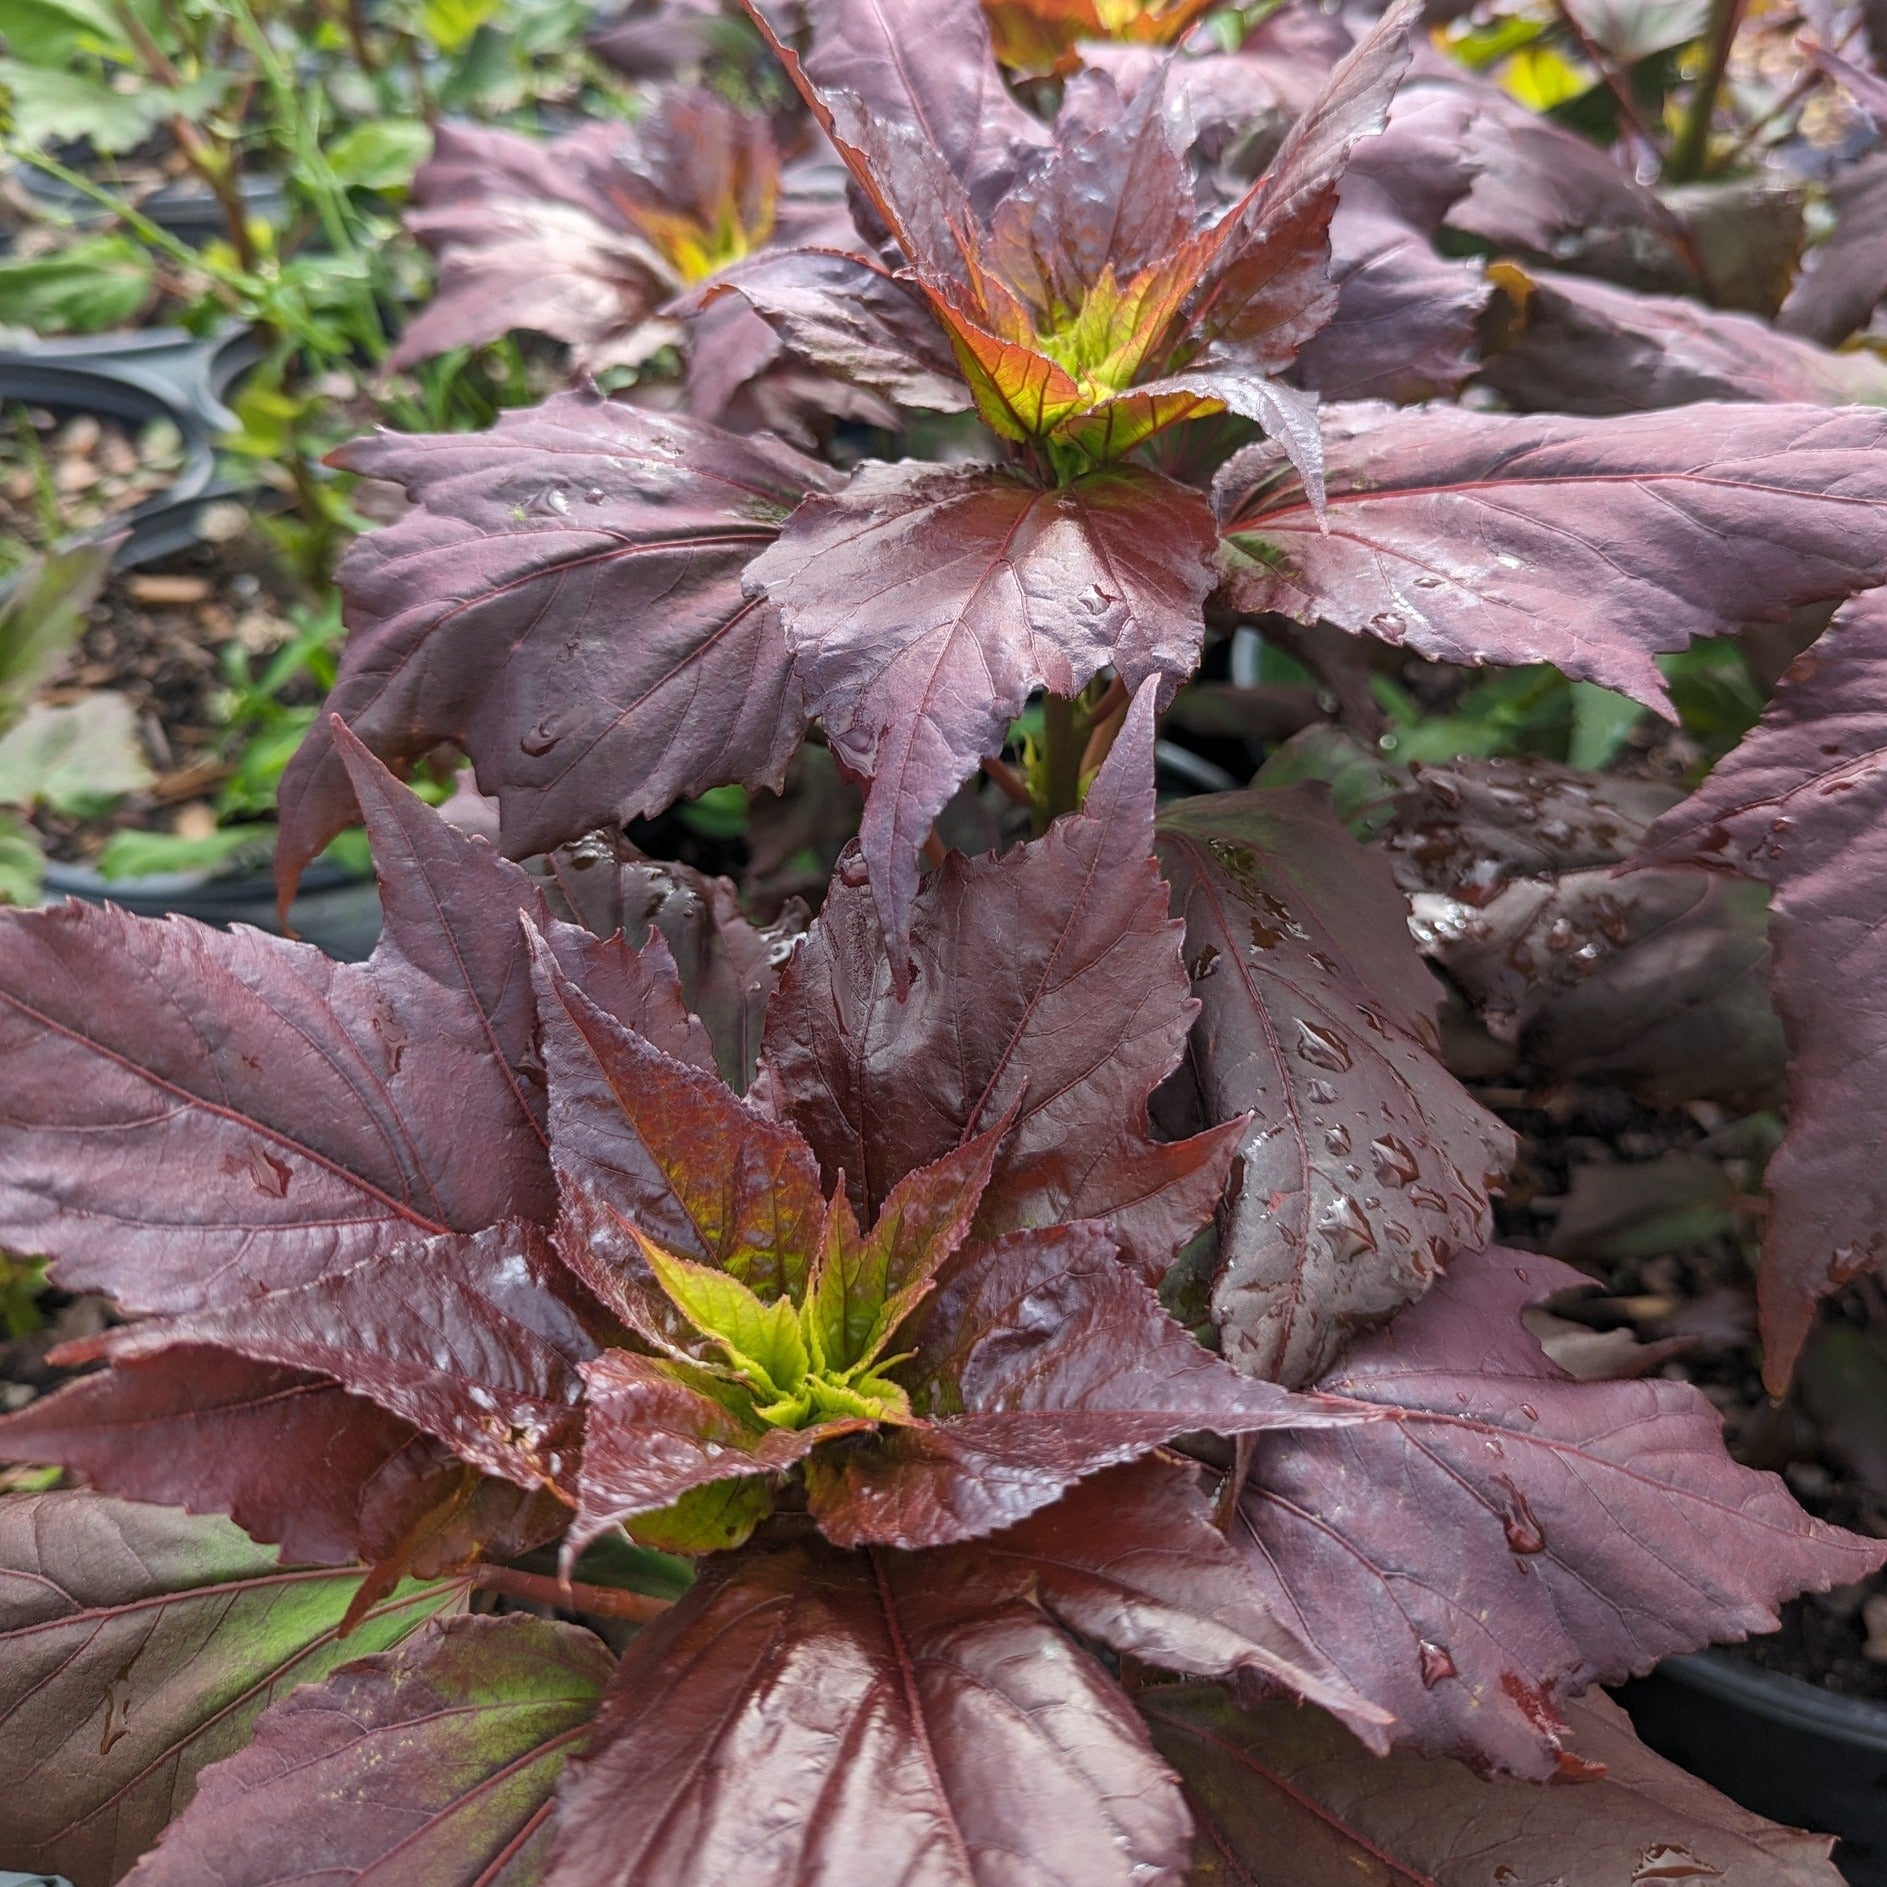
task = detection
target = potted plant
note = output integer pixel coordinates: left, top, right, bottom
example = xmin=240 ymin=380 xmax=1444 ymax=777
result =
xmin=3 ymin=0 xmax=1887 ymax=1881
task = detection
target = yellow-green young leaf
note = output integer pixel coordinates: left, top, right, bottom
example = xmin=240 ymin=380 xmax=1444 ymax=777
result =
xmin=638 ymin=1232 xmax=810 ymax=1398
xmin=626 ymin=1477 xmax=776 ymax=1555
xmin=804 ymin=1128 xmax=1007 ymax=1375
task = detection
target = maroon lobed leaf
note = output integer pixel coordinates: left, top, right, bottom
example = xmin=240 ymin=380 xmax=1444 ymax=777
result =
xmin=925 ymin=1458 xmax=1389 ymax=1744
xmin=1144 ymin=1683 xmax=1848 ymax=1885
xmin=0 ymin=728 xmax=576 ymax=1312
xmin=761 ymin=683 xmax=1243 ymax=1277
xmin=388 ymin=90 xmax=785 ymax=375
xmin=100 ymin=1223 xmax=601 ymax=1498
xmin=540 ymin=1535 xmax=1193 ymax=1886
xmin=0 ymin=1491 xmax=466 ymax=1884
xmin=1483 ymin=264 xmax=1887 ymax=413
xmin=276 ymin=392 xmax=835 ymax=902
xmin=1227 ymin=1245 xmax=1884 ymax=1776
xmin=538 ymin=837 xmax=806 ymax=1093
xmin=806 ymin=1221 xmax=1372 ymax=1549
xmin=1638 ymin=588 xmax=1887 ymax=1387
xmin=533 ymin=940 xmax=827 ymax=1320
xmin=121 ymin=1614 xmax=610 ymax=1887
xmin=1183 ymin=0 xmax=1420 ymax=378
xmin=745 ymin=461 xmax=1218 ymax=964
xmin=0 ymin=1349 xmax=533 ymax=1569
xmin=774 ymin=0 xmax=1051 ymax=213
xmin=1376 ymin=754 xmax=1786 ymax=1105
xmin=387 ymin=121 xmax=671 ymax=375
xmin=1419 ymin=63 xmax=1700 ymax=293
xmin=697 ymin=245 xmax=972 ymax=411
xmin=1778 ymin=152 xmax=1887 ymax=346
xmin=1217 ymin=401 xmax=1887 ymax=709
xmin=1157 ymin=784 xmax=1513 ymax=1386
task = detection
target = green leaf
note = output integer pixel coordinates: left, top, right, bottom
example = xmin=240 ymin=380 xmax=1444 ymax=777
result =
xmin=0 ymin=692 xmax=153 ymax=812
xmin=96 ymin=822 xmax=268 ymax=879
xmin=0 ymin=1491 xmax=467 ymax=1882
xmin=419 ymin=0 xmax=499 ymax=55
xmin=0 ymin=0 xmax=129 ymax=64
xmin=1568 ymin=679 xmax=1646 ymax=772
xmin=326 ymin=118 xmax=433 ymax=192
xmin=0 ymin=63 xmax=229 ymax=153
xmin=625 ymin=1476 xmax=775 ymax=1554
xmin=0 ymin=809 xmax=44 ymax=905
xmin=803 ymin=1128 xmax=1003 ymax=1375
xmin=0 ymin=541 xmax=112 ymax=716
xmin=640 ymin=1233 xmax=811 ymax=1400
xmin=0 ymin=234 xmax=153 ymax=332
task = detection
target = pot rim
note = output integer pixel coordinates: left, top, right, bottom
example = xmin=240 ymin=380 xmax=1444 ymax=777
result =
xmin=1653 ymin=1647 xmax=1887 ymax=1751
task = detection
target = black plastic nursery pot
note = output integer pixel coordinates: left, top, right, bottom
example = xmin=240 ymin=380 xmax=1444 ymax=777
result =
xmin=0 ymin=324 xmax=267 ymax=566
xmin=40 ymin=857 xmax=382 ymax=963
xmin=1617 ymin=1650 xmax=1887 ymax=1885
xmin=5 ymin=324 xmax=380 ymax=955
xmin=12 ymin=155 xmax=286 ymax=251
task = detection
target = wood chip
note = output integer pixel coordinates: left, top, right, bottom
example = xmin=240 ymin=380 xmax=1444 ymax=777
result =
xmin=152 ymin=760 xmax=227 ymax=804
xmin=125 ymin=574 xmax=213 ymax=606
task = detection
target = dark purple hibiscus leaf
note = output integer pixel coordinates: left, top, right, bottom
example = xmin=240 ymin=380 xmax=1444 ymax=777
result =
xmin=539 ymin=834 xmax=806 ymax=1094
xmin=1182 ymin=0 xmax=1420 ymax=378
xmin=0 ymin=727 xmax=585 ymax=1312
xmin=1228 ymin=1244 xmax=1884 ymax=1777
xmin=539 ymin=1535 xmax=1192 ymax=1887
xmin=532 ymin=940 xmax=827 ymax=1325
xmin=922 ymin=1456 xmax=1390 ymax=1744
xmin=1420 ymin=862 xmax=1785 ymax=1107
xmin=1156 ymin=784 xmax=1513 ymax=1387
xmin=1372 ymin=751 xmax=1680 ymax=896
xmin=806 ymin=1221 xmax=1373 ymax=1549
xmin=0 ymin=1490 xmax=467 ymax=1884
xmin=1779 ymin=152 xmax=1887 ymax=345
xmin=746 ymin=463 xmax=1217 ymax=967
xmin=1638 ymin=589 xmax=1887 ymax=1388
xmin=744 ymin=0 xmax=1392 ymax=490
xmin=276 ymin=391 xmax=834 ymax=903
xmin=761 ymin=683 xmax=1243 ymax=1277
xmin=1282 ymin=82 xmax=1488 ymax=405
xmin=1377 ymin=755 xmax=1786 ymax=1105
xmin=388 ymin=89 xmax=783 ymax=374
xmin=1294 ymin=189 xmax=1489 ymax=405
xmin=1483 ymin=263 xmax=1887 ymax=413
xmin=1216 ymin=401 xmax=1887 ymax=710
xmin=1143 ymin=1683 xmax=1848 ymax=1886
xmin=765 ymin=0 xmax=1051 ymax=213
xmin=1420 ymin=63 xmax=1701 ymax=293
xmin=0 ymin=1348 xmax=558 ymax=1570
xmin=121 ymin=1615 xmax=611 ymax=1887
xmin=696 ymin=244 xmax=972 ymax=410
xmin=97 ymin=1223 xmax=600 ymax=1498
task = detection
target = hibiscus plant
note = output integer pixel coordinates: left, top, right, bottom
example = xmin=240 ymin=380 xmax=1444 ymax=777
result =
xmin=5 ymin=0 xmax=1887 ymax=1880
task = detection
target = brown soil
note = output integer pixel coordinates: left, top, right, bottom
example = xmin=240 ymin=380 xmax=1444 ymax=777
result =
xmin=30 ymin=523 xmax=309 ymax=862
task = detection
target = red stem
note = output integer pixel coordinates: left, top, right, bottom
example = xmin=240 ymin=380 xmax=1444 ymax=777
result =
xmin=471 ymin=1566 xmax=674 ymax=1622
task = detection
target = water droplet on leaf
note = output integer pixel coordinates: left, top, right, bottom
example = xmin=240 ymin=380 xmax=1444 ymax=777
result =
xmin=1370 ymin=1135 xmax=1420 ymax=1187
xmin=1295 ymin=1021 xmax=1352 ymax=1072
xmin=1632 ymin=1846 xmax=1723 ymax=1882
